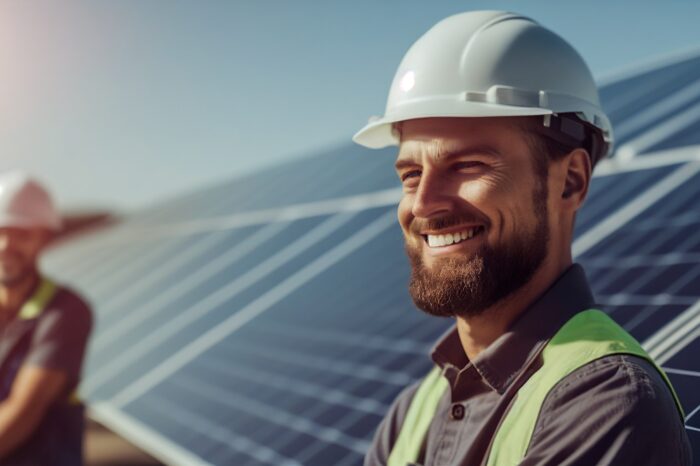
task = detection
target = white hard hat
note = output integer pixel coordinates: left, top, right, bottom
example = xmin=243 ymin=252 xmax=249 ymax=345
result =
xmin=353 ymin=10 xmax=613 ymax=161
xmin=0 ymin=171 xmax=62 ymax=231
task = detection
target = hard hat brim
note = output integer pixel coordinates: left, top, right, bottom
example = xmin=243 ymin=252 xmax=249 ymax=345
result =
xmin=0 ymin=214 xmax=62 ymax=231
xmin=353 ymin=100 xmax=551 ymax=149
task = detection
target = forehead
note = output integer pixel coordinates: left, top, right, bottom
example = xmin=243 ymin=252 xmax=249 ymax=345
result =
xmin=396 ymin=117 xmax=530 ymax=163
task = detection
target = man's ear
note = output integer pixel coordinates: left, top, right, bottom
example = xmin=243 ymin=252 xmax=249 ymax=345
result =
xmin=561 ymin=148 xmax=592 ymax=209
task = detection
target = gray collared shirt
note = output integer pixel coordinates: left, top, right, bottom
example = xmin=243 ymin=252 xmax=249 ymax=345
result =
xmin=364 ymin=264 xmax=692 ymax=466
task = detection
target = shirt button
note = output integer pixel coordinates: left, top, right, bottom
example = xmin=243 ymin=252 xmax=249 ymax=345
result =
xmin=450 ymin=403 xmax=465 ymax=420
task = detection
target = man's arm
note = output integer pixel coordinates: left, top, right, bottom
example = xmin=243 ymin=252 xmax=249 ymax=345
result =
xmin=520 ymin=355 xmax=692 ymax=466
xmin=0 ymin=365 xmax=68 ymax=458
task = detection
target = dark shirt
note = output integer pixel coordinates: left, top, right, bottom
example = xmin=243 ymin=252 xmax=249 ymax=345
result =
xmin=0 ymin=280 xmax=92 ymax=466
xmin=365 ymin=264 xmax=692 ymax=466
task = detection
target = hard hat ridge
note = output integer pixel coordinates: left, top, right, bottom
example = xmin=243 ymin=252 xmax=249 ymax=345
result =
xmin=354 ymin=10 xmax=614 ymax=160
xmin=0 ymin=171 xmax=62 ymax=231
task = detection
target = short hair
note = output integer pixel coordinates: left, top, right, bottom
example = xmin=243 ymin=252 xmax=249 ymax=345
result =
xmin=516 ymin=114 xmax=607 ymax=174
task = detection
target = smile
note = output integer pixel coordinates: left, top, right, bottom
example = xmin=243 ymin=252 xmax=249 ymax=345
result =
xmin=424 ymin=226 xmax=485 ymax=248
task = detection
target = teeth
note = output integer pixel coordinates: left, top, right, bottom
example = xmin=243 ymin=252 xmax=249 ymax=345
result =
xmin=427 ymin=227 xmax=481 ymax=248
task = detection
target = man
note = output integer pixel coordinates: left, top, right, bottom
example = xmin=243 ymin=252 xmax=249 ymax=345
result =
xmin=0 ymin=171 xmax=92 ymax=465
xmin=353 ymin=10 xmax=691 ymax=466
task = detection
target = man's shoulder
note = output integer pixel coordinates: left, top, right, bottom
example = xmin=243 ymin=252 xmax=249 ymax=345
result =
xmin=36 ymin=282 xmax=93 ymax=335
xmin=529 ymin=354 xmax=692 ymax=464
xmin=539 ymin=353 xmax=686 ymax=441
xmin=549 ymin=354 xmax=676 ymax=404
xmin=49 ymin=283 xmax=93 ymax=320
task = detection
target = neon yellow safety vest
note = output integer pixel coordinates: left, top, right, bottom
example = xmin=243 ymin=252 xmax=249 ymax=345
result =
xmin=387 ymin=309 xmax=685 ymax=466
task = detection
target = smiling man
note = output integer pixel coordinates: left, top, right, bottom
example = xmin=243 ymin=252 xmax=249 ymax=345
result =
xmin=0 ymin=171 xmax=92 ymax=465
xmin=353 ymin=11 xmax=691 ymax=466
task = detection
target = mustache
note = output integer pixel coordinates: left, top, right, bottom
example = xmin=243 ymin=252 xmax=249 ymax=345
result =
xmin=410 ymin=213 xmax=489 ymax=234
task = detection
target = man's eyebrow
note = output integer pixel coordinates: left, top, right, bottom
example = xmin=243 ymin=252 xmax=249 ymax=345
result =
xmin=394 ymin=145 xmax=501 ymax=171
xmin=394 ymin=158 xmax=419 ymax=171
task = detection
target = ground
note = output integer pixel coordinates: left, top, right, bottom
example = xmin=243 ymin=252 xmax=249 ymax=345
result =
xmin=85 ymin=419 xmax=163 ymax=466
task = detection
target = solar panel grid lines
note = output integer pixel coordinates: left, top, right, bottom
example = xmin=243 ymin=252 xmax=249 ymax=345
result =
xmin=613 ymin=77 xmax=700 ymax=145
xmin=572 ymin=161 xmax=700 ymax=257
xmin=646 ymin=301 xmax=700 ymax=355
xmin=253 ymin=320 xmax=430 ymax=357
xmin=88 ymin=210 xmax=404 ymax=401
xmin=600 ymin=53 xmax=700 ymax=122
xmin=58 ymin=235 xmax=186 ymax=294
xmin=51 ymin=237 xmax=145 ymax=286
xmin=132 ymin=394 xmax=306 ymax=466
xmin=584 ymin=251 xmax=700 ymax=269
xmin=83 ymin=212 xmax=359 ymax=396
xmin=104 ymin=217 xmax=440 ymax=466
xmin=44 ymin=229 xmax=120 ymax=274
xmin=64 ymin=187 xmax=402 ymax=248
xmin=83 ymin=236 xmax=193 ymax=300
xmin=137 ymin=330 xmax=426 ymax=466
xmin=90 ymin=229 xmax=238 ymax=322
xmin=618 ymin=99 xmax=700 ymax=158
xmin=115 ymin=332 xmax=416 ymax=464
xmin=596 ymin=45 xmax=700 ymax=88
xmin=89 ymin=222 xmax=287 ymax=351
xmin=686 ymin=402 xmax=700 ymax=426
xmin=195 ymin=357 xmax=390 ymax=416
xmin=169 ymin=374 xmax=370 ymax=455
xmin=89 ymin=403 xmax=214 ymax=466
xmin=592 ymin=234 xmax=700 ymax=300
xmin=134 ymin=187 xmax=400 ymax=236
xmin=652 ymin=117 xmax=700 ymax=152
xmin=217 ymin=335 xmax=416 ymax=388
xmin=607 ymin=65 xmax=700 ymax=132
xmin=125 ymin=144 xmax=397 ymax=229
xmin=573 ymin=163 xmax=680 ymax=236
xmin=593 ymin=144 xmax=700 ymax=178
xmin=652 ymin=319 xmax=700 ymax=366
xmin=110 ymin=209 xmax=397 ymax=408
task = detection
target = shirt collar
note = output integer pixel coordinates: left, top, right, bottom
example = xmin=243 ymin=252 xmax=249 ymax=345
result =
xmin=430 ymin=264 xmax=596 ymax=394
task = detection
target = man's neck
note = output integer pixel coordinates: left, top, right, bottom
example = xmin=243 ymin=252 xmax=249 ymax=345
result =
xmin=456 ymin=257 xmax=572 ymax=362
xmin=0 ymin=271 xmax=41 ymax=319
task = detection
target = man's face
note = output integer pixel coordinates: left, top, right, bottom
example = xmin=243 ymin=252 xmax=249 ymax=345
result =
xmin=395 ymin=117 xmax=551 ymax=318
xmin=0 ymin=227 xmax=47 ymax=286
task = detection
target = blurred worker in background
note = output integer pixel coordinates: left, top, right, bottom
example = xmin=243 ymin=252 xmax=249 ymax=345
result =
xmin=354 ymin=10 xmax=691 ymax=466
xmin=0 ymin=171 xmax=92 ymax=465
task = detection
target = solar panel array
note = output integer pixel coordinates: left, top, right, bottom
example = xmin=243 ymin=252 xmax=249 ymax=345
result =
xmin=44 ymin=49 xmax=700 ymax=465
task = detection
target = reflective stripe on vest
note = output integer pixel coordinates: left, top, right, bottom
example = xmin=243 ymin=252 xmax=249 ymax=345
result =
xmin=386 ymin=309 xmax=685 ymax=466
xmin=18 ymin=277 xmax=57 ymax=320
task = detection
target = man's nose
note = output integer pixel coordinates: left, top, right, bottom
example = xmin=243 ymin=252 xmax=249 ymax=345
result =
xmin=411 ymin=170 xmax=453 ymax=219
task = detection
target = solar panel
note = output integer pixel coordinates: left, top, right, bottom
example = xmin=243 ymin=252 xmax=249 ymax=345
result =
xmin=604 ymin=51 xmax=700 ymax=159
xmin=43 ymin=50 xmax=700 ymax=465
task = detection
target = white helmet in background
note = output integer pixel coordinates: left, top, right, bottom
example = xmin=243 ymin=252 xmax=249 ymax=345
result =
xmin=0 ymin=171 xmax=62 ymax=231
xmin=353 ymin=10 xmax=613 ymax=163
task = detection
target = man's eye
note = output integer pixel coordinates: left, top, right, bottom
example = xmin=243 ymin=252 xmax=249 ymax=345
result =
xmin=401 ymin=170 xmax=421 ymax=182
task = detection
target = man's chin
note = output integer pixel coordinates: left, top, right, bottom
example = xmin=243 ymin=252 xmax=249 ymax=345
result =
xmin=0 ymin=267 xmax=33 ymax=287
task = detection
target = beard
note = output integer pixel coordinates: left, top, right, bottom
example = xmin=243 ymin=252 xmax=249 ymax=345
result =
xmin=405 ymin=188 xmax=549 ymax=319
xmin=0 ymin=252 xmax=36 ymax=286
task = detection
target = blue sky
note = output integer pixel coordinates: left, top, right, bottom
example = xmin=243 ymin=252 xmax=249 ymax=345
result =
xmin=1 ymin=1 xmax=698 ymax=211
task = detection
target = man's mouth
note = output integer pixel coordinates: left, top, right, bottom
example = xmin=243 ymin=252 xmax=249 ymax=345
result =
xmin=422 ymin=225 xmax=486 ymax=248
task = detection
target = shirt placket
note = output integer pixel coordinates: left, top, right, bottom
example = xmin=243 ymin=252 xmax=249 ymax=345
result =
xmin=428 ymin=364 xmax=484 ymax=466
